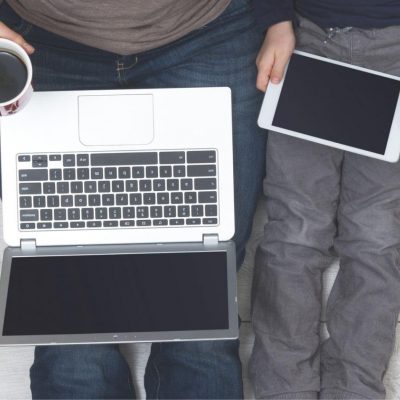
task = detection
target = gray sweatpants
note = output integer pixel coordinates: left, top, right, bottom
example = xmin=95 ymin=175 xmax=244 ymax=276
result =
xmin=250 ymin=16 xmax=400 ymax=400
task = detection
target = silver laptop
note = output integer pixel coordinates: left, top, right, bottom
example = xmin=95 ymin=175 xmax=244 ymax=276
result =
xmin=0 ymin=87 xmax=238 ymax=346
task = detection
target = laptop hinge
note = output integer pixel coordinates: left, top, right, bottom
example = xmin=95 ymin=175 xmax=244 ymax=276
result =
xmin=203 ymin=234 xmax=219 ymax=246
xmin=20 ymin=239 xmax=36 ymax=251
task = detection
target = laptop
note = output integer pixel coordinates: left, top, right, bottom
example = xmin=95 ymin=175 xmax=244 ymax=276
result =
xmin=0 ymin=87 xmax=238 ymax=346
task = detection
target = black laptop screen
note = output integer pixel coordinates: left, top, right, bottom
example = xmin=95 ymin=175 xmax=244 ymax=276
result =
xmin=3 ymin=252 xmax=229 ymax=336
xmin=273 ymin=53 xmax=400 ymax=154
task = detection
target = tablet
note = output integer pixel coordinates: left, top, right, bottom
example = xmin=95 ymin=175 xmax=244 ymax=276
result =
xmin=258 ymin=50 xmax=400 ymax=162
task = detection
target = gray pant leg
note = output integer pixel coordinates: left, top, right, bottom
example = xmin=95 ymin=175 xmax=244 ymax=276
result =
xmin=320 ymin=153 xmax=400 ymax=400
xmin=250 ymin=133 xmax=343 ymax=399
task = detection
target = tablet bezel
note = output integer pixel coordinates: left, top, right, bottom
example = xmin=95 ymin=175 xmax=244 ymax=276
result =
xmin=258 ymin=50 xmax=400 ymax=162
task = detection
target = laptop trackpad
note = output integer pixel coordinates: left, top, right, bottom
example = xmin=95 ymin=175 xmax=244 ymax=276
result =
xmin=78 ymin=94 xmax=154 ymax=146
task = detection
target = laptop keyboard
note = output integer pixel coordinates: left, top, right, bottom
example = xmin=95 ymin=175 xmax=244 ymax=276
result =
xmin=17 ymin=150 xmax=219 ymax=231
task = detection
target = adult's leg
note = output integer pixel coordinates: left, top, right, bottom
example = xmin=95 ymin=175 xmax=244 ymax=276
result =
xmin=250 ymin=133 xmax=342 ymax=399
xmin=122 ymin=0 xmax=266 ymax=397
xmin=0 ymin=3 xmax=135 ymax=398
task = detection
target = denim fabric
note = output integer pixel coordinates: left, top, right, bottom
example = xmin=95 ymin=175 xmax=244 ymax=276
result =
xmin=0 ymin=0 xmax=266 ymax=398
xmin=250 ymin=15 xmax=400 ymax=400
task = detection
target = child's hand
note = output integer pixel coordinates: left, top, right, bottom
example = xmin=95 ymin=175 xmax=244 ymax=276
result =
xmin=256 ymin=21 xmax=295 ymax=92
xmin=0 ymin=21 xmax=35 ymax=54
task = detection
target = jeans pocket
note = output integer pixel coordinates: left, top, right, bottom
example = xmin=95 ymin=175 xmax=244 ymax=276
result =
xmin=0 ymin=2 xmax=34 ymax=37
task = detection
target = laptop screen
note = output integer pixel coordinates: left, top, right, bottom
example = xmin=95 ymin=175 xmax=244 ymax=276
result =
xmin=3 ymin=252 xmax=229 ymax=336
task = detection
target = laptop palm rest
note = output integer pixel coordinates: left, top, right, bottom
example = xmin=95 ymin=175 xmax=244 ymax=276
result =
xmin=78 ymin=94 xmax=154 ymax=146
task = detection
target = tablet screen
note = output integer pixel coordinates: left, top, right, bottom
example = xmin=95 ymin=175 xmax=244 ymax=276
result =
xmin=273 ymin=53 xmax=400 ymax=154
xmin=3 ymin=252 xmax=228 ymax=336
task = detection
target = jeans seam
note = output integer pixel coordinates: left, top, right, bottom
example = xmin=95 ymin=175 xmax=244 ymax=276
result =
xmin=153 ymin=359 xmax=161 ymax=400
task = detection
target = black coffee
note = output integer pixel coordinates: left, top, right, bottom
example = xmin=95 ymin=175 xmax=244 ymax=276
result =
xmin=0 ymin=51 xmax=28 ymax=103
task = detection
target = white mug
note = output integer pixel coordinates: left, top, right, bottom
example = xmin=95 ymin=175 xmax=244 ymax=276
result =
xmin=0 ymin=38 xmax=33 ymax=116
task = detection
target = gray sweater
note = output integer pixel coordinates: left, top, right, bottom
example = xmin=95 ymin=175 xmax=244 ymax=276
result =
xmin=5 ymin=0 xmax=230 ymax=55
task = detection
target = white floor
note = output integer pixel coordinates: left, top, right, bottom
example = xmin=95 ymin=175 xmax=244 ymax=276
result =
xmin=0 ymin=200 xmax=400 ymax=399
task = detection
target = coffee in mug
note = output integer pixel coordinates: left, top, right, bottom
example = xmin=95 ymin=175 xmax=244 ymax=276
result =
xmin=0 ymin=39 xmax=32 ymax=116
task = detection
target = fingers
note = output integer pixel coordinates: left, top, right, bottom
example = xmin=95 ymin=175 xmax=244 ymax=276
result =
xmin=0 ymin=21 xmax=35 ymax=54
xmin=256 ymin=51 xmax=274 ymax=92
xmin=270 ymin=51 xmax=290 ymax=84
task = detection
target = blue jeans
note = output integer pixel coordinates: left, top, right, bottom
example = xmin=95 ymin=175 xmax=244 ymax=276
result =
xmin=1 ymin=0 xmax=265 ymax=398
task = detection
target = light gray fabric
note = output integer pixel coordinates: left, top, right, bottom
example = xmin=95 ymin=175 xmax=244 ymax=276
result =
xmin=250 ymin=15 xmax=400 ymax=400
xmin=4 ymin=0 xmax=230 ymax=55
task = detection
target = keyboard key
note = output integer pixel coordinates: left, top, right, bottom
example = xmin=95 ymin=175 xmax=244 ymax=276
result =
xmin=50 ymin=169 xmax=62 ymax=180
xmin=98 ymin=181 xmax=110 ymax=192
xmin=88 ymin=194 xmax=101 ymax=206
xmin=71 ymin=181 xmax=83 ymax=193
xmin=146 ymin=166 xmax=158 ymax=178
xmin=18 ymin=155 xmax=30 ymax=162
xmin=91 ymin=152 xmax=158 ymax=166
xmin=184 ymin=192 xmax=197 ymax=203
xmin=20 ymin=223 xmax=35 ymax=229
xmin=96 ymin=208 xmax=108 ymax=219
xmin=57 ymin=182 xmax=69 ymax=193
xmin=84 ymin=181 xmax=97 ymax=193
xmin=136 ymin=207 xmax=149 ymax=219
xmin=75 ymin=195 xmax=87 ymax=207
xmin=54 ymin=222 xmax=68 ymax=228
xmin=112 ymin=180 xmax=124 ymax=192
xmin=19 ymin=183 xmax=41 ymax=195
xmin=126 ymin=180 xmax=138 ymax=192
xmin=198 ymin=191 xmax=217 ymax=203
xmin=118 ymin=167 xmax=131 ymax=179
xmin=139 ymin=180 xmax=152 ymax=191
xmin=19 ymin=196 xmax=32 ymax=208
xmin=68 ymin=208 xmax=80 ymax=220
xmin=19 ymin=169 xmax=48 ymax=181
xmin=32 ymin=155 xmax=47 ymax=163
xmin=169 ymin=219 xmax=184 ymax=226
xmin=123 ymin=207 xmax=135 ymax=219
xmin=71 ymin=221 xmax=85 ymax=228
xmin=102 ymin=194 xmax=114 ymax=206
xmin=77 ymin=154 xmax=89 ymax=166
xmin=160 ymin=166 xmax=172 ymax=177
xmin=130 ymin=193 xmax=142 ymax=205
xmin=47 ymin=196 xmax=60 ymax=208
xmin=105 ymin=167 xmax=117 ymax=179
xmin=187 ymin=150 xmax=216 ymax=164
xmin=137 ymin=220 xmax=151 ymax=227
xmin=187 ymin=165 xmax=216 ymax=177
xmin=91 ymin=168 xmax=103 ymax=179
xmin=63 ymin=168 xmax=76 ymax=180
xmin=87 ymin=221 xmax=102 ymax=228
xmin=181 ymin=179 xmax=193 ymax=190
xmin=33 ymin=196 xmax=46 ymax=208
xmin=116 ymin=194 xmax=128 ymax=205
xmin=178 ymin=206 xmax=190 ymax=218
xmin=160 ymin=152 xmax=185 ymax=164
xmin=195 ymin=178 xmax=217 ymax=190
xmin=167 ymin=179 xmax=179 ymax=191
xmin=191 ymin=205 xmax=204 ymax=217
xmin=40 ymin=209 xmax=53 ymax=221
xmin=109 ymin=207 xmax=121 ymax=219
xmin=157 ymin=192 xmax=169 ymax=204
xmin=63 ymin=154 xmax=75 ymax=166
xmin=82 ymin=208 xmax=94 ymax=220
xmin=120 ymin=220 xmax=135 ymax=227
xmin=38 ymin=222 xmax=52 ymax=229
xmin=143 ymin=193 xmax=155 ymax=204
xmin=205 ymin=205 xmax=217 ymax=216
xmin=150 ymin=206 xmax=162 ymax=218
xmin=32 ymin=160 xmax=47 ymax=168
xmin=103 ymin=220 xmax=118 ymax=227
xmin=77 ymin=168 xmax=90 ymax=180
xmin=173 ymin=165 xmax=185 ymax=177
xmin=43 ymin=182 xmax=56 ymax=194
xmin=153 ymin=179 xmax=165 ymax=191
xmin=164 ymin=206 xmax=176 ymax=218
xmin=153 ymin=219 xmax=168 ymax=226
xmin=171 ymin=192 xmax=183 ymax=204
xmin=61 ymin=195 xmax=73 ymax=207
xmin=20 ymin=210 xmax=38 ymax=221
xmin=186 ymin=218 xmax=201 ymax=225
xmin=49 ymin=154 xmax=62 ymax=161
xmin=132 ymin=167 xmax=144 ymax=178
xmin=54 ymin=209 xmax=67 ymax=220
xmin=203 ymin=218 xmax=218 ymax=224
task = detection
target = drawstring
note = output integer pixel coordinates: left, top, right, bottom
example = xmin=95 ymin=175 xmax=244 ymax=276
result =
xmin=323 ymin=26 xmax=353 ymax=44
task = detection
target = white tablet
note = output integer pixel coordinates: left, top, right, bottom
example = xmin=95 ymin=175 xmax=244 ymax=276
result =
xmin=258 ymin=50 xmax=400 ymax=162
